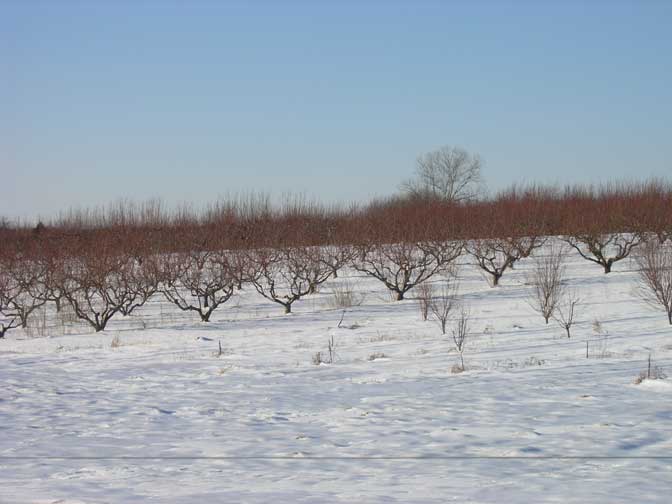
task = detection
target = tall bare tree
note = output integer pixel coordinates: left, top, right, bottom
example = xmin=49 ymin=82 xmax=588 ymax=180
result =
xmin=401 ymin=146 xmax=483 ymax=203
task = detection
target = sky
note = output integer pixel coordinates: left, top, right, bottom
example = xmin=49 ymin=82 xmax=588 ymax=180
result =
xmin=2 ymin=0 xmax=671 ymax=220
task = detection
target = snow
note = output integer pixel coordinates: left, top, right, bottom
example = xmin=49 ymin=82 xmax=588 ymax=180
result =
xmin=1 ymin=245 xmax=671 ymax=502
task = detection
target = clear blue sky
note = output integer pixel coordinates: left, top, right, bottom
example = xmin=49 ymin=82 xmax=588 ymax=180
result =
xmin=2 ymin=0 xmax=671 ymax=220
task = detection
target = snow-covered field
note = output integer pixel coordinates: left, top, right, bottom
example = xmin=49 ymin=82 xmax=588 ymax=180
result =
xmin=2 ymin=246 xmax=671 ymax=503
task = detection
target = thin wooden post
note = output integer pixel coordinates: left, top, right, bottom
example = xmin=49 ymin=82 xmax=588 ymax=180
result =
xmin=648 ymin=353 xmax=652 ymax=379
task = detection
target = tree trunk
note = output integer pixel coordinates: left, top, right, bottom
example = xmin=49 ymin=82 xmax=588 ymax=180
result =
xmin=492 ymin=274 xmax=501 ymax=287
xmin=395 ymin=291 xmax=404 ymax=301
xmin=603 ymin=262 xmax=612 ymax=274
xmin=284 ymin=304 xmax=292 ymax=314
xmin=55 ymin=298 xmax=61 ymax=313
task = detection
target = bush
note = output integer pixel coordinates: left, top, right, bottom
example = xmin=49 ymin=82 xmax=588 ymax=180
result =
xmin=328 ymin=279 xmax=365 ymax=309
xmin=634 ymin=355 xmax=667 ymax=384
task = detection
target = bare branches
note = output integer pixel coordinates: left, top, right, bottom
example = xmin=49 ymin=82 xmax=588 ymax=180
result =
xmin=249 ymin=247 xmax=331 ymax=314
xmin=118 ymin=254 xmax=161 ymax=316
xmin=0 ymin=268 xmax=22 ymax=338
xmin=466 ymin=238 xmax=518 ymax=287
xmin=354 ymin=242 xmax=455 ymax=301
xmin=527 ymin=243 xmax=567 ymax=324
xmin=429 ymin=279 xmax=459 ymax=335
xmin=416 ymin=282 xmax=434 ymax=321
xmin=452 ymin=307 xmax=470 ymax=371
xmin=1 ymin=181 xmax=671 ymax=338
xmin=319 ymin=244 xmax=357 ymax=279
xmin=553 ymin=290 xmax=581 ymax=338
xmin=563 ymin=232 xmax=641 ymax=274
xmin=634 ymin=240 xmax=672 ymax=325
xmin=0 ymin=254 xmax=47 ymax=334
xmin=401 ymin=146 xmax=483 ymax=203
xmin=58 ymin=249 xmax=132 ymax=332
xmin=160 ymin=249 xmax=237 ymax=322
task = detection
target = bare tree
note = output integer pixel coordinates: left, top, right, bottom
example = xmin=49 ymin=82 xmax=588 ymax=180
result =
xmin=0 ymin=256 xmax=48 ymax=330
xmin=553 ymin=290 xmax=581 ymax=338
xmin=116 ymin=258 xmax=160 ymax=317
xmin=36 ymin=251 xmax=66 ymax=313
xmin=513 ymin=235 xmax=547 ymax=261
xmin=429 ymin=278 xmax=459 ymax=334
xmin=354 ymin=241 xmax=460 ymax=301
xmin=639 ymin=180 xmax=672 ymax=244
xmin=634 ymin=240 xmax=672 ymax=325
xmin=401 ymin=146 xmax=483 ymax=203
xmin=305 ymin=247 xmax=333 ymax=294
xmin=452 ymin=307 xmax=470 ymax=370
xmin=563 ymin=232 xmax=641 ymax=274
xmin=58 ymin=250 xmax=134 ymax=332
xmin=527 ymin=243 xmax=567 ymax=324
xmin=319 ymin=244 xmax=357 ymax=279
xmin=0 ymin=269 xmax=21 ymax=338
xmin=160 ymin=250 xmax=236 ymax=322
xmin=469 ymin=233 xmax=546 ymax=287
xmin=416 ymin=281 xmax=434 ymax=321
xmin=250 ymin=247 xmax=331 ymax=314
xmin=0 ymin=309 xmax=20 ymax=339
xmin=227 ymin=249 xmax=257 ymax=290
